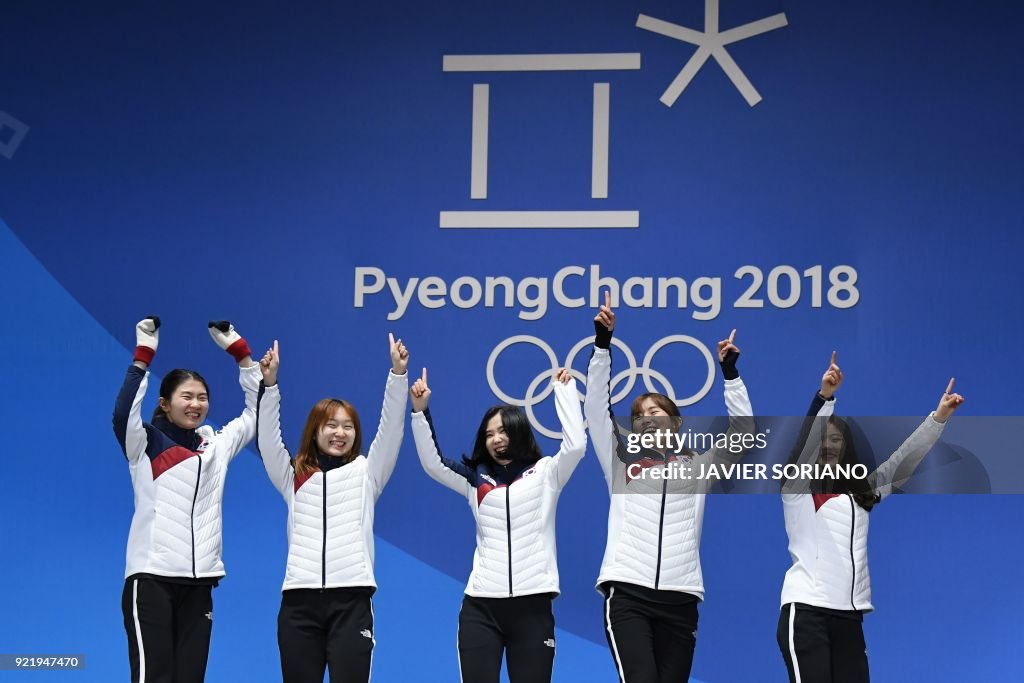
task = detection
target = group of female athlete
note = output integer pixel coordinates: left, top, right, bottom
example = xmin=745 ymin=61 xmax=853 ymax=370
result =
xmin=112 ymin=298 xmax=964 ymax=683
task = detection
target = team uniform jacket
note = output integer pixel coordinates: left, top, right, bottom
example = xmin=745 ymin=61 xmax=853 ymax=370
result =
xmin=112 ymin=364 xmax=261 ymax=581
xmin=256 ymin=371 xmax=407 ymax=591
xmin=585 ymin=347 xmax=754 ymax=599
xmin=411 ymin=380 xmax=586 ymax=599
xmin=780 ymin=394 xmax=946 ymax=611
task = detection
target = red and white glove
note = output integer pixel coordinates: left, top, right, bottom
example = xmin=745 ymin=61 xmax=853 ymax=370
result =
xmin=208 ymin=320 xmax=252 ymax=363
xmin=134 ymin=316 xmax=160 ymax=365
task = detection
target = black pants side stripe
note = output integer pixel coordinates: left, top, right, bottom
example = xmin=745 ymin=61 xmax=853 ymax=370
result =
xmin=368 ymin=600 xmax=375 ymax=683
xmin=132 ymin=579 xmax=147 ymax=683
xmin=456 ymin=616 xmax=462 ymax=683
xmin=787 ymin=604 xmax=802 ymax=683
xmin=779 ymin=603 xmax=869 ymax=683
xmin=603 ymin=587 xmax=627 ymax=683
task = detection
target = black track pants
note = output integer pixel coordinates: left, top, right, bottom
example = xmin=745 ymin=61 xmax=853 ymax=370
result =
xmin=602 ymin=584 xmax=699 ymax=683
xmin=458 ymin=594 xmax=556 ymax=683
xmin=777 ymin=603 xmax=869 ymax=683
xmin=277 ymin=588 xmax=375 ymax=683
xmin=122 ymin=577 xmax=214 ymax=683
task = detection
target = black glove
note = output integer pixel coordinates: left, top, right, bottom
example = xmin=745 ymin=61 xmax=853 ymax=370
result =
xmin=594 ymin=319 xmax=613 ymax=350
xmin=719 ymin=350 xmax=740 ymax=380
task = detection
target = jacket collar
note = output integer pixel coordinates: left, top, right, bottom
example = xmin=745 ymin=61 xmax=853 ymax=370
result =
xmin=484 ymin=458 xmax=532 ymax=486
xmin=317 ymin=453 xmax=354 ymax=473
xmin=153 ymin=414 xmax=201 ymax=450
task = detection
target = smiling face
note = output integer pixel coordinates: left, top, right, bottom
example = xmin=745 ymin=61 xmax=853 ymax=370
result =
xmin=316 ymin=406 xmax=356 ymax=458
xmin=631 ymin=395 xmax=682 ymax=436
xmin=469 ymin=406 xmax=542 ymax=469
xmin=159 ymin=379 xmax=209 ymax=429
xmin=819 ymin=422 xmax=846 ymax=465
xmin=485 ymin=412 xmax=511 ymax=464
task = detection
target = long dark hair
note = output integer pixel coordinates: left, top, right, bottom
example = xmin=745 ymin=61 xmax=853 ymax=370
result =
xmin=294 ymin=399 xmax=362 ymax=477
xmin=822 ymin=416 xmax=879 ymax=512
xmin=152 ymin=369 xmax=210 ymax=422
xmin=463 ymin=406 xmax=543 ymax=469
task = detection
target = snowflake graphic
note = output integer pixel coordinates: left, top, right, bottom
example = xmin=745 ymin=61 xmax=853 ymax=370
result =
xmin=638 ymin=0 xmax=788 ymax=106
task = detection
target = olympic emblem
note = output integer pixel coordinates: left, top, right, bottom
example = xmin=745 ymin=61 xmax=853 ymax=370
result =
xmin=486 ymin=335 xmax=716 ymax=439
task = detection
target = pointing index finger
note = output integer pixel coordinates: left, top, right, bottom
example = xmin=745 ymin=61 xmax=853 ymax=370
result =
xmin=604 ymin=290 xmax=611 ymax=309
xmin=830 ymin=350 xmax=837 ymax=366
xmin=946 ymin=377 xmax=955 ymax=394
xmin=388 ymin=332 xmax=395 ymax=349
xmin=728 ymin=329 xmax=736 ymax=344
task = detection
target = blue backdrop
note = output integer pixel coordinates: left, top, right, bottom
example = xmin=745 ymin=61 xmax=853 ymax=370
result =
xmin=1 ymin=1 xmax=1021 ymax=680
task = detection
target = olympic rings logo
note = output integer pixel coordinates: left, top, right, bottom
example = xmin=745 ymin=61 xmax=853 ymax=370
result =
xmin=486 ymin=335 xmax=716 ymax=439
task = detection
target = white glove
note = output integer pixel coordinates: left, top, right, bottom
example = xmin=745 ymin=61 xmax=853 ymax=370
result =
xmin=208 ymin=320 xmax=252 ymax=363
xmin=133 ymin=316 xmax=160 ymax=364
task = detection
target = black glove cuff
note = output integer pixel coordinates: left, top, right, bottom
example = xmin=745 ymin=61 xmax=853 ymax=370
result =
xmin=594 ymin=320 xmax=613 ymax=349
xmin=719 ymin=350 xmax=740 ymax=380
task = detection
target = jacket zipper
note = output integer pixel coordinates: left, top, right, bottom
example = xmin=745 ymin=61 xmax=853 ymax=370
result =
xmin=654 ymin=477 xmax=668 ymax=589
xmin=848 ymin=494 xmax=857 ymax=610
xmin=506 ymin=487 xmax=513 ymax=597
xmin=322 ymin=473 xmax=328 ymax=591
xmin=190 ymin=458 xmax=202 ymax=579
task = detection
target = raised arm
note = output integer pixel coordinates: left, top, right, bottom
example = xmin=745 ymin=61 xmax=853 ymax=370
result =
xmin=869 ymin=377 xmax=964 ymax=499
xmin=112 ymin=316 xmax=160 ymax=462
xmin=365 ymin=333 xmax=410 ymax=496
xmin=703 ymin=330 xmax=757 ymax=468
xmin=552 ymin=369 xmax=587 ymax=489
xmin=780 ymin=352 xmax=841 ymax=495
xmin=409 ymin=369 xmax=475 ymax=498
xmin=584 ymin=291 xmax=621 ymax=483
xmin=206 ymin=320 xmax=260 ymax=461
xmin=681 ymin=329 xmax=756 ymax=479
xmin=717 ymin=329 xmax=750 ymax=417
xmin=255 ymin=340 xmax=294 ymax=498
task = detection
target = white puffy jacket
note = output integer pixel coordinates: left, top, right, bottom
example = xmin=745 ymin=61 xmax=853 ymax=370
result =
xmin=585 ymin=347 xmax=754 ymax=598
xmin=113 ymin=364 xmax=261 ymax=580
xmin=781 ymin=396 xmax=946 ymax=611
xmin=411 ymin=379 xmax=586 ymax=599
xmin=256 ymin=371 xmax=407 ymax=591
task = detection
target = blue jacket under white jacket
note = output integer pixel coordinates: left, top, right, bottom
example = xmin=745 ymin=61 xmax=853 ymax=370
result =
xmin=780 ymin=393 xmax=946 ymax=611
xmin=256 ymin=371 xmax=407 ymax=591
xmin=411 ymin=379 xmax=586 ymax=599
xmin=112 ymin=364 xmax=261 ymax=581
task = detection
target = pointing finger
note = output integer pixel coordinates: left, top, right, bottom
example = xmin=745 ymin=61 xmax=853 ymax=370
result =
xmin=945 ymin=377 xmax=955 ymax=394
xmin=388 ymin=332 xmax=395 ymax=349
xmin=728 ymin=329 xmax=736 ymax=344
